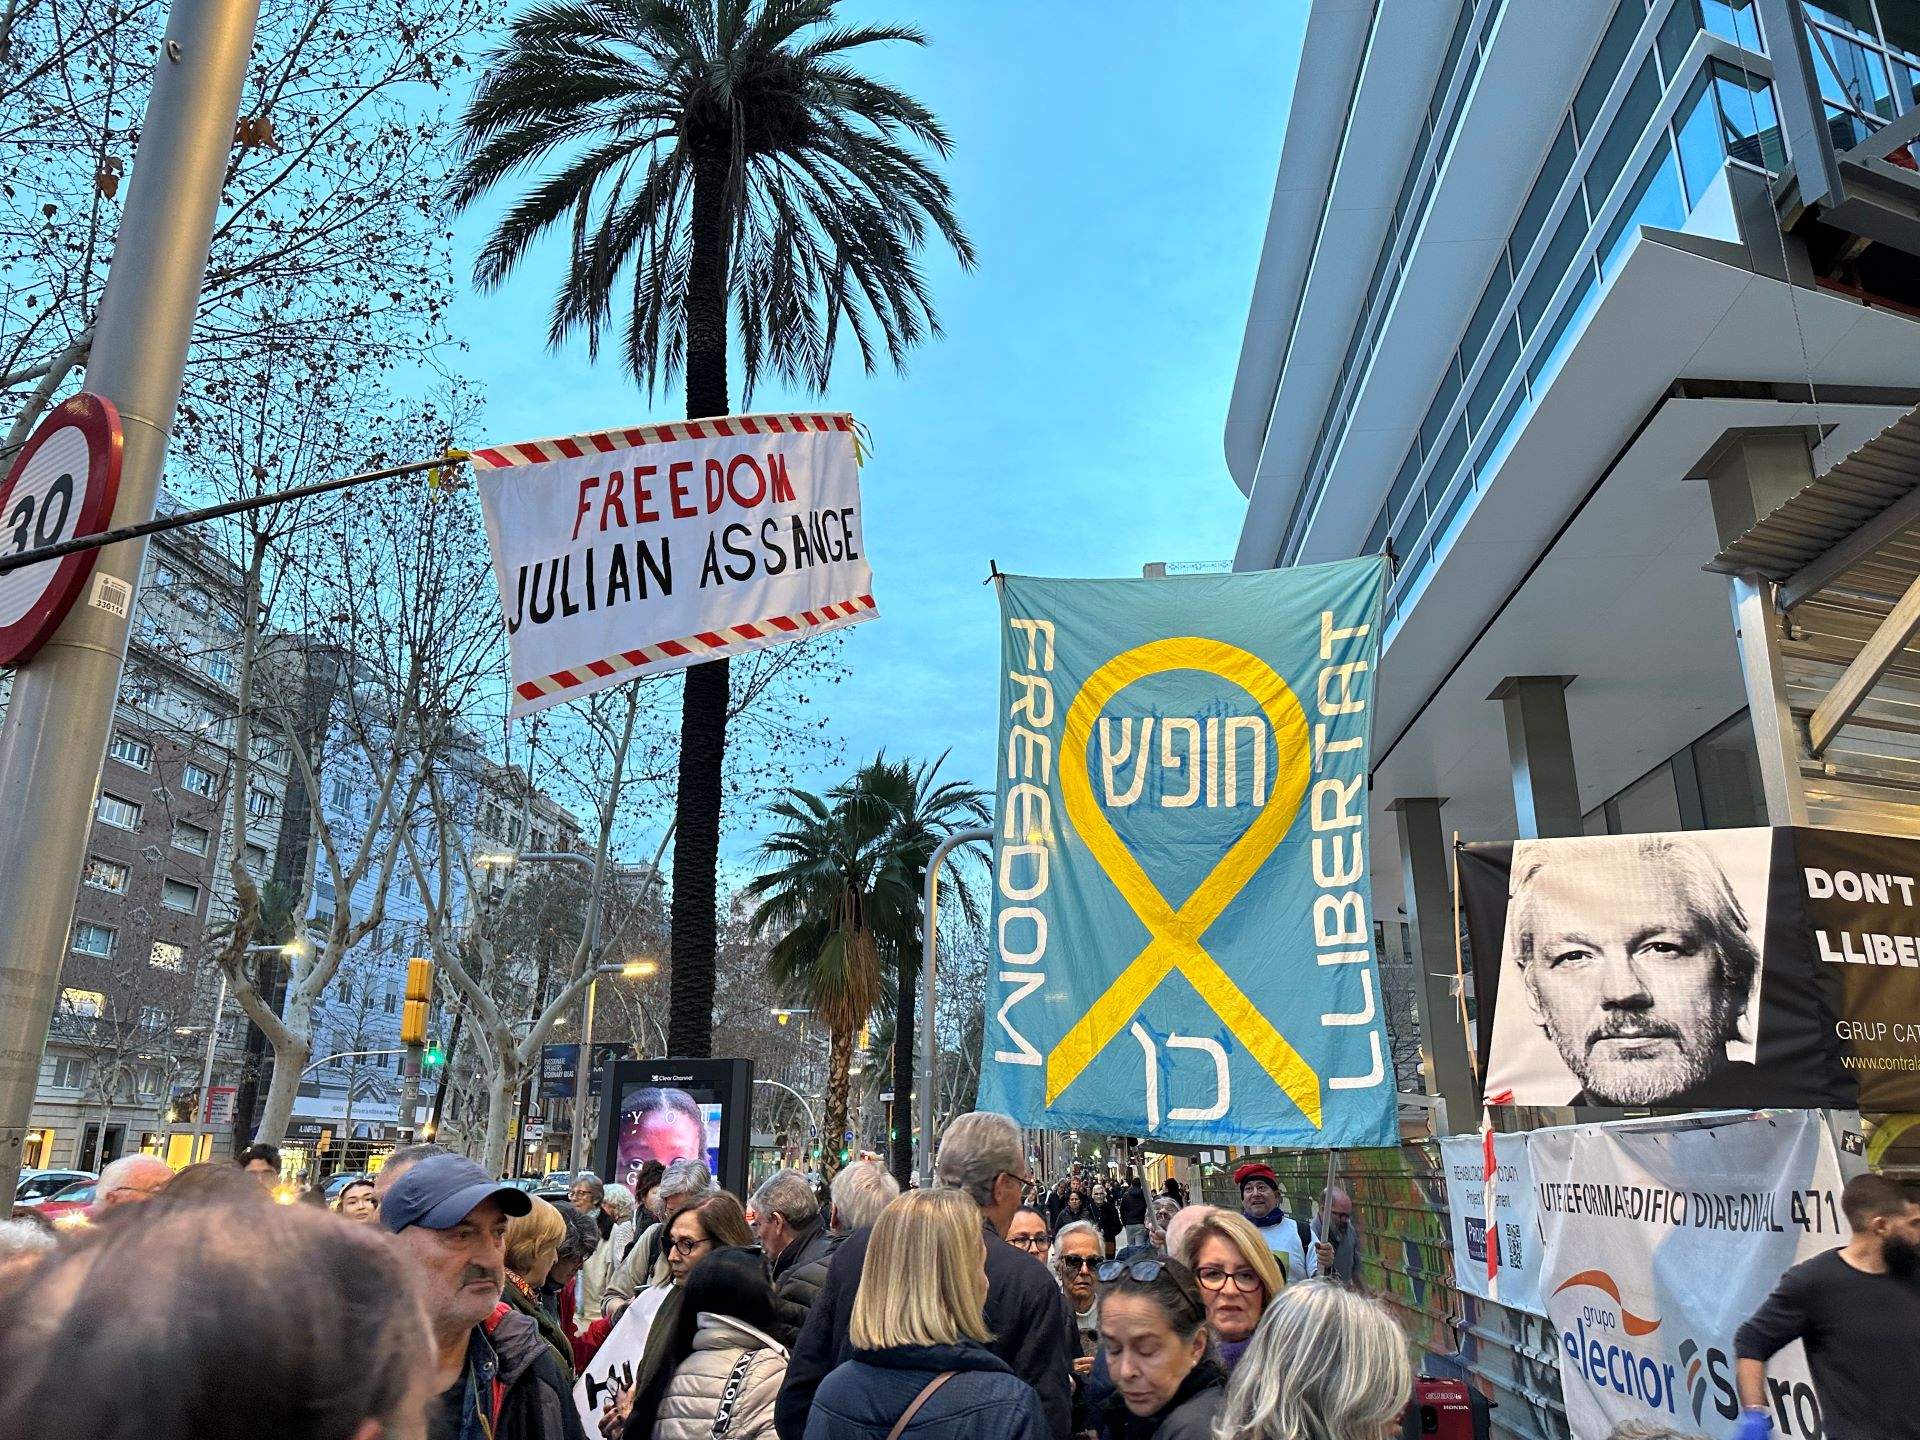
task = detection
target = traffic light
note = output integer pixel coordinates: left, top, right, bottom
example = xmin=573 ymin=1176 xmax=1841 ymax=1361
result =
xmin=401 ymin=957 xmax=433 ymax=1047
xmin=423 ymin=1041 xmax=445 ymax=1069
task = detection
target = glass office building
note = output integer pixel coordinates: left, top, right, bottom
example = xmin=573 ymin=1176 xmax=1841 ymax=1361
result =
xmin=1228 ymin=0 xmax=1920 ymax=861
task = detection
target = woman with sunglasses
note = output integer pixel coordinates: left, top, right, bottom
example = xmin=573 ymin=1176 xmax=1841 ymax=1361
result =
xmin=1051 ymin=1221 xmax=1105 ymax=1373
xmin=1095 ymin=1257 xmax=1226 ymax=1440
xmin=1174 ymin=1211 xmax=1283 ymax=1373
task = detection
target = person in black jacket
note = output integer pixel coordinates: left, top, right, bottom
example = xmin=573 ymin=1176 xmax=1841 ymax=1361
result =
xmin=1117 ymin=1175 xmax=1149 ymax=1252
xmin=776 ymin=1112 xmax=1072 ymax=1440
xmin=751 ymin=1169 xmax=842 ymax=1344
xmin=1088 ymin=1184 xmax=1123 ymax=1257
xmin=803 ymin=1188 xmax=1047 ymax=1440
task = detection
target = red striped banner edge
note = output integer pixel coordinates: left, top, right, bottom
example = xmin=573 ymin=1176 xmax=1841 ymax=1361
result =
xmin=473 ymin=413 xmax=854 ymax=471
xmin=512 ymin=594 xmax=877 ymax=704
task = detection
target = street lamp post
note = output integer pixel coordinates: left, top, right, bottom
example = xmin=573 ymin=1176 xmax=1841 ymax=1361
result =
xmin=0 ymin=0 xmax=267 ymax=1204
xmin=918 ymin=827 xmax=992 ymax=1187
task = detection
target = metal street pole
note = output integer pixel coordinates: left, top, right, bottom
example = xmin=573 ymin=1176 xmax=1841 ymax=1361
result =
xmin=918 ymin=827 xmax=992 ymax=1188
xmin=194 ymin=971 xmax=228 ymax=1163
xmin=0 ymin=0 xmax=263 ymax=1201
xmin=569 ymin=891 xmax=602 ymax=1176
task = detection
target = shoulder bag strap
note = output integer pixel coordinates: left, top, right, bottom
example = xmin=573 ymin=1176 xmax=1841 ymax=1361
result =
xmin=709 ymin=1352 xmax=757 ymax=1438
xmin=884 ymin=1371 xmax=957 ymax=1440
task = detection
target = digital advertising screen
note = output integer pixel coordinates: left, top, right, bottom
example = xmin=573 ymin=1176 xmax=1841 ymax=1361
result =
xmin=598 ymin=1057 xmax=752 ymax=1197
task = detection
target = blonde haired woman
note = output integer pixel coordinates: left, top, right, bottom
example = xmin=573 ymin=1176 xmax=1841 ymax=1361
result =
xmin=1214 ymin=1281 xmax=1411 ymax=1440
xmin=803 ymin=1189 xmax=1047 ymax=1440
xmin=1173 ymin=1210 xmax=1283 ymax=1373
xmin=502 ymin=1196 xmax=576 ymax=1381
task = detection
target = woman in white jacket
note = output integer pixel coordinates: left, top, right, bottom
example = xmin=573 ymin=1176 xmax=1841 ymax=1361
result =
xmin=623 ymin=1244 xmax=787 ymax=1440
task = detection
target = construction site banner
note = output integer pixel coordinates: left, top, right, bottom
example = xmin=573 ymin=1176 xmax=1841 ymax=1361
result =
xmin=1529 ymin=1110 xmax=1852 ymax=1440
xmin=474 ymin=412 xmax=874 ymax=719
xmin=977 ymin=559 xmax=1396 ymax=1148
xmin=1439 ymin=1130 xmax=1545 ymax=1315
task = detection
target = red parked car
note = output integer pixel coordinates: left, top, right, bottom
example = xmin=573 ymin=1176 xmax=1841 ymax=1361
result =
xmin=28 ymin=1178 xmax=96 ymax=1225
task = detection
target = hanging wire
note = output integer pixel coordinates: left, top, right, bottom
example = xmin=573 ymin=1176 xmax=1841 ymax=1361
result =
xmin=1728 ymin=18 xmax=1824 ymax=442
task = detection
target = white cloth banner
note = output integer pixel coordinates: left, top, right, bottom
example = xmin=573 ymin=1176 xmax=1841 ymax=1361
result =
xmin=474 ymin=412 xmax=875 ymax=719
xmin=572 ymin=1283 xmax=668 ymax=1433
xmin=1530 ymin=1111 xmax=1849 ymax=1440
xmin=1440 ymin=1131 xmax=1545 ymax=1315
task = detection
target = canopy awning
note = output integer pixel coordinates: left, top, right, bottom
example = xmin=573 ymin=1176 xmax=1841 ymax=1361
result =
xmin=1709 ymin=404 xmax=1920 ymax=755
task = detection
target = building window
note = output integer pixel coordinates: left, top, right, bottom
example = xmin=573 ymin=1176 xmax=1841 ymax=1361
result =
xmin=71 ymin=924 xmax=115 ymax=959
xmin=97 ymin=793 xmax=142 ymax=831
xmin=61 ymin=987 xmax=106 ymax=1017
xmin=182 ymin=763 xmax=219 ymax=798
xmin=384 ymin=992 xmax=397 ymax=1015
xmin=150 ymin=941 xmax=186 ymax=971
xmin=244 ymin=842 xmax=269 ymax=877
xmin=162 ymin=879 xmax=202 ymax=914
xmin=203 ymin=651 xmax=237 ymax=685
xmin=108 ymin=732 xmax=152 ymax=770
xmin=247 ymin=789 xmax=276 ymax=820
xmin=1695 ymin=712 xmax=1766 ymax=829
xmin=83 ymin=856 xmax=130 ymax=895
xmin=50 ymin=1056 xmax=89 ymax=1090
xmin=329 ymin=778 xmax=352 ymax=811
xmin=136 ymin=1005 xmax=166 ymax=1032
xmin=173 ymin=820 xmax=211 ymax=856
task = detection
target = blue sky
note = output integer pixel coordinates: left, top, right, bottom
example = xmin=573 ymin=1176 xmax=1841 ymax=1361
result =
xmin=447 ymin=2 xmax=1309 ymax=858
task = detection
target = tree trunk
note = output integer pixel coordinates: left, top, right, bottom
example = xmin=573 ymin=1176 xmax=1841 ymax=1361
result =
xmin=667 ymin=138 xmax=733 ymax=1059
xmin=820 ymin=1022 xmax=853 ymax=1182
xmin=889 ymin=940 xmax=916 ymax=1190
xmin=253 ymin=990 xmax=314 ymax=1145
xmin=482 ymin=1055 xmax=519 ymax=1176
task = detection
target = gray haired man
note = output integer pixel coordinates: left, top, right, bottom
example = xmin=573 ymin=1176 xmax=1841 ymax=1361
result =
xmin=751 ymin=1169 xmax=840 ymax=1343
xmin=826 ymin=1159 xmax=898 ymax=1234
xmin=774 ymin=1111 xmax=1072 ymax=1440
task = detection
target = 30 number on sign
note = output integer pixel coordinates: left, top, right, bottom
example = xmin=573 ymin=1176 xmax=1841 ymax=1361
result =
xmin=6 ymin=471 xmax=75 ymax=558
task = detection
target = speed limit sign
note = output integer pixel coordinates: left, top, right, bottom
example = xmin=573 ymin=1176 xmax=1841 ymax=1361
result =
xmin=0 ymin=393 xmax=123 ymax=666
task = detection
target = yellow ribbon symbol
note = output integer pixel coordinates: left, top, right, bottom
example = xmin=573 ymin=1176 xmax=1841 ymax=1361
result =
xmin=1046 ymin=637 xmax=1321 ymax=1126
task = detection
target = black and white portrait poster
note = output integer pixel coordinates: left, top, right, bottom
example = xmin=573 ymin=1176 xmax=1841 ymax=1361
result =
xmin=1458 ymin=826 xmax=1909 ymax=1111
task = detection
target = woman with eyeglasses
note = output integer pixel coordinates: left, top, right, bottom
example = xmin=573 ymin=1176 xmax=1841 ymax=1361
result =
xmin=603 ymin=1192 xmax=756 ymax=1438
xmin=1173 ymin=1211 xmax=1283 ymax=1373
xmin=1095 ymin=1256 xmax=1226 ymax=1440
xmin=1005 ymin=1205 xmax=1052 ymax=1260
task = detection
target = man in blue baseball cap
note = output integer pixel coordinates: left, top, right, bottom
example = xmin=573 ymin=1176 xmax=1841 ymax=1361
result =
xmin=381 ymin=1154 xmax=584 ymax=1440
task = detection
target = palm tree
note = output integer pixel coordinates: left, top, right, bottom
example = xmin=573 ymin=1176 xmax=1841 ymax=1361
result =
xmin=745 ymin=787 xmax=891 ymax=1178
xmin=835 ymin=753 xmax=987 ymax=1187
xmin=455 ymin=0 xmax=975 ymax=1057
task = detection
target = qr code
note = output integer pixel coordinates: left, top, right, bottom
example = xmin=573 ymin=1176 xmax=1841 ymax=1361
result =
xmin=1504 ymin=1223 xmax=1525 ymax=1266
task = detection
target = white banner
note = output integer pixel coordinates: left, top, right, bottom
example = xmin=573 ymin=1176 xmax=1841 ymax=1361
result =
xmin=572 ymin=1284 xmax=667 ymax=1432
xmin=474 ymin=412 xmax=875 ymax=719
xmin=1440 ymin=1131 xmax=1544 ymax=1315
xmin=1531 ymin=1111 xmax=1850 ymax=1440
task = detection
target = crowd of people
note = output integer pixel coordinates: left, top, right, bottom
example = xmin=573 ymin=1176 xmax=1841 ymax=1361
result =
xmin=6 ymin=1113 xmax=1887 ymax=1440
xmin=0 ymin=1115 xmax=1412 ymax=1440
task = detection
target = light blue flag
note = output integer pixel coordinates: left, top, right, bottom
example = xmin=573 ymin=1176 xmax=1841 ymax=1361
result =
xmin=977 ymin=560 xmax=1396 ymax=1149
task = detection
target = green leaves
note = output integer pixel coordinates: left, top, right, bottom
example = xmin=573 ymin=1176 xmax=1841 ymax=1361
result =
xmin=452 ymin=0 xmax=974 ymax=401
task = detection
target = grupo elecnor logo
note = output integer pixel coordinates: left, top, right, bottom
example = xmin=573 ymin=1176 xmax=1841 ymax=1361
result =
xmin=1554 ymin=1272 xmax=1828 ymax=1435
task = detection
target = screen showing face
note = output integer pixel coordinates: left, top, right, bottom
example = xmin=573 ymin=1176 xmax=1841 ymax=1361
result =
xmin=616 ymin=1085 xmax=720 ymax=1187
